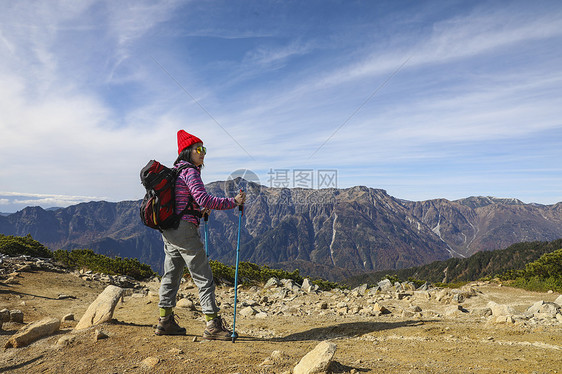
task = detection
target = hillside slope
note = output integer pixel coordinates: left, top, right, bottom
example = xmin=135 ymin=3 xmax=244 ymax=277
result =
xmin=345 ymin=239 xmax=562 ymax=287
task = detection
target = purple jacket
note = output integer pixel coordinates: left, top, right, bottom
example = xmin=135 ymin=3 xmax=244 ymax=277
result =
xmin=175 ymin=161 xmax=237 ymax=226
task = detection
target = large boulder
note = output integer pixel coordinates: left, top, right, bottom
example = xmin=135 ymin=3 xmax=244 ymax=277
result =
xmin=5 ymin=317 xmax=60 ymax=348
xmin=75 ymin=285 xmax=124 ymax=330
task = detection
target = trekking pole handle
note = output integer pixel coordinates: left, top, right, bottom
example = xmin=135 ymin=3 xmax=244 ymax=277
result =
xmin=238 ymin=188 xmax=245 ymax=214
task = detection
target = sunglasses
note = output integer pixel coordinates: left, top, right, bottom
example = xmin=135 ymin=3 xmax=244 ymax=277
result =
xmin=195 ymin=146 xmax=207 ymax=154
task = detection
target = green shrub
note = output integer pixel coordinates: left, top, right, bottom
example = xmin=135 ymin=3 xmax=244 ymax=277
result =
xmin=508 ymin=276 xmax=562 ymax=293
xmin=407 ymin=277 xmax=427 ymax=288
xmin=312 ymin=278 xmax=344 ymax=291
xmin=0 ymin=234 xmax=53 ymax=258
xmin=383 ymin=274 xmax=401 ymax=284
xmin=53 ymin=248 xmax=156 ymax=281
xmin=524 ymin=248 xmax=562 ymax=278
xmin=204 ymin=260 xmax=342 ymax=290
xmin=499 ymin=248 xmax=562 ymax=292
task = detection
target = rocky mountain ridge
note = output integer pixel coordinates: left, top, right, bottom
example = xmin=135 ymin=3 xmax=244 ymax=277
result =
xmin=404 ymin=196 xmax=562 ymax=258
xmin=0 ymin=183 xmax=561 ymax=280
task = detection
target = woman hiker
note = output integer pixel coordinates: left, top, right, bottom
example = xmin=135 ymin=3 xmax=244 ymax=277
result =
xmin=156 ymin=129 xmax=246 ymax=340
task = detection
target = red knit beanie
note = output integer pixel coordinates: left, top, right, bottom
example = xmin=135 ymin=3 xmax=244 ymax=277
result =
xmin=177 ymin=130 xmax=203 ymax=155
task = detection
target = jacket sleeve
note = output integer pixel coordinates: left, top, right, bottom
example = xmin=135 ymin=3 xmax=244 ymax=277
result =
xmin=184 ymin=168 xmax=237 ymax=210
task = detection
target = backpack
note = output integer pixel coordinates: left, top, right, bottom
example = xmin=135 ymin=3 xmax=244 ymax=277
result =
xmin=139 ymin=160 xmax=201 ymax=231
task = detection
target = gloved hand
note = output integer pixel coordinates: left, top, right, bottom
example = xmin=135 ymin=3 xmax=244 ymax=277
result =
xmin=235 ymin=191 xmax=246 ymax=206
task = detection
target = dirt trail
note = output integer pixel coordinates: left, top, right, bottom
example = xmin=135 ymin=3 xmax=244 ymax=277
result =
xmin=1 ymin=270 xmax=561 ymax=373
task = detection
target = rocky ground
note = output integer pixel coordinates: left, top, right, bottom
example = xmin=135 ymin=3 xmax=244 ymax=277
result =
xmin=1 ymin=256 xmax=561 ymax=373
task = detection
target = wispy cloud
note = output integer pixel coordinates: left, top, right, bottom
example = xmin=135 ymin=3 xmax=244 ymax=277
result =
xmin=243 ymin=40 xmax=313 ymax=67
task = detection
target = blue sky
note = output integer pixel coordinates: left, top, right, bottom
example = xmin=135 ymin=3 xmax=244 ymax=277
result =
xmin=1 ymin=0 xmax=561 ymax=212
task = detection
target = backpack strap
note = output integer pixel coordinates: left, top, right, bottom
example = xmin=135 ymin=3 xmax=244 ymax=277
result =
xmin=175 ymin=163 xmax=203 ymax=219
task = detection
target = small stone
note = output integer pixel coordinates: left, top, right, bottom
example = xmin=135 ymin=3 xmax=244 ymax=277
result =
xmin=56 ymin=334 xmax=76 ymax=347
xmin=10 ymin=310 xmax=24 ymax=323
xmin=176 ymin=298 xmax=196 ymax=310
xmin=293 ymin=341 xmax=337 ymax=374
xmin=62 ymin=314 xmax=75 ymax=322
xmin=264 ymin=277 xmax=281 ymax=289
xmin=94 ymin=329 xmax=109 ymax=341
xmin=351 ymin=284 xmax=368 ymax=297
xmin=141 ymin=357 xmax=160 ymax=369
xmin=471 ymin=308 xmax=492 ymax=317
xmin=409 ymin=305 xmax=422 ymax=312
xmin=445 ymin=305 xmax=464 ymax=316
xmin=377 ymin=279 xmax=393 ymax=292
xmin=495 ymin=315 xmax=515 ymax=324
xmin=259 ymin=350 xmax=289 ymax=367
xmin=373 ymin=302 xmax=390 ymax=314
xmin=487 ymin=301 xmax=516 ymax=317
xmin=240 ymin=306 xmax=257 ymax=317
xmin=414 ymin=290 xmax=431 ymax=300
xmin=452 ymin=293 xmax=465 ymax=303
xmin=192 ymin=336 xmax=198 ymax=342
xmin=169 ymin=348 xmax=184 ymax=355
xmin=527 ymin=301 xmax=559 ymax=317
xmin=16 ymin=264 xmax=32 ymax=272
xmin=301 ymin=279 xmax=313 ymax=293
xmin=0 ymin=309 xmax=10 ymax=322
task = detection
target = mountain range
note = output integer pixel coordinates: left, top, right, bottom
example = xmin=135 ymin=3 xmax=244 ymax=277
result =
xmin=1 ymin=182 xmax=561 ymax=281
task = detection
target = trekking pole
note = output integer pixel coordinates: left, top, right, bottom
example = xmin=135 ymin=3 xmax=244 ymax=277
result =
xmin=203 ymin=211 xmax=210 ymax=257
xmin=231 ymin=189 xmax=244 ymax=343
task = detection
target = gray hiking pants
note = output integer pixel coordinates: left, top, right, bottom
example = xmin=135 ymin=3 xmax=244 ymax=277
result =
xmin=158 ymin=220 xmax=219 ymax=315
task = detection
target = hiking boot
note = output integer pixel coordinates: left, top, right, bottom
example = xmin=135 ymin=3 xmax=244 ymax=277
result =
xmin=202 ymin=316 xmax=232 ymax=341
xmin=155 ymin=313 xmax=186 ymax=336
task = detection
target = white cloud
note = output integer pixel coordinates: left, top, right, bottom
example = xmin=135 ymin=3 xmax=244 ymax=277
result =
xmin=0 ymin=192 xmax=106 ymax=209
xmin=0 ymin=1 xmax=561 ymax=209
